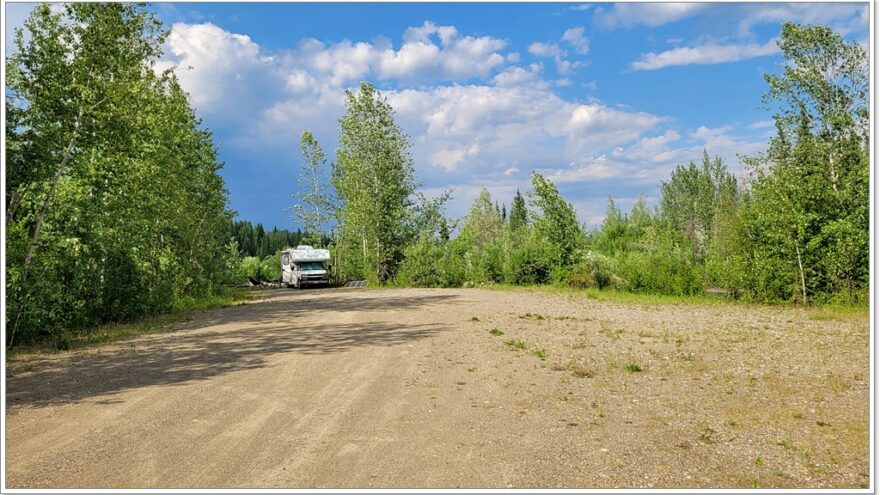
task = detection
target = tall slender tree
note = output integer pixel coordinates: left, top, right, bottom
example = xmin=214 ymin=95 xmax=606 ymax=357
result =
xmin=293 ymin=130 xmax=334 ymax=245
xmin=332 ymin=82 xmax=417 ymax=283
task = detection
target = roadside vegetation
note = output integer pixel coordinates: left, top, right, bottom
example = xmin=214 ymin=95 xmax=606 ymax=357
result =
xmin=291 ymin=22 xmax=868 ymax=309
xmin=5 ymin=4 xmax=867 ymax=351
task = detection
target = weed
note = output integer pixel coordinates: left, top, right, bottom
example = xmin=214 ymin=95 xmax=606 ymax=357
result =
xmin=754 ymin=457 xmax=764 ymax=466
xmin=532 ymin=348 xmax=547 ymax=359
xmin=489 ymin=328 xmax=504 ymax=336
xmin=456 ymin=381 xmax=466 ymax=386
xmin=505 ymin=339 xmax=527 ymax=350
xmin=519 ymin=312 xmax=546 ymax=320
xmin=470 ymin=316 xmax=480 ymax=321
xmin=467 ymin=367 xmax=477 ymax=372
xmin=816 ymin=420 xmax=830 ymax=427
xmin=624 ymin=363 xmax=643 ymax=373
xmin=792 ymin=412 xmax=804 ymax=420
xmin=775 ymin=439 xmax=792 ymax=450
xmin=572 ymin=363 xmax=594 ymax=378
xmin=698 ymin=425 xmax=717 ymax=443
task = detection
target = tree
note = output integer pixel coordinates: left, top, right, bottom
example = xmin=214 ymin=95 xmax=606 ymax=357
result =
xmin=508 ymin=189 xmax=528 ymax=231
xmin=529 ymin=172 xmax=583 ymax=267
xmin=742 ymin=23 xmax=869 ymax=303
xmin=293 ymin=130 xmax=334 ymax=245
xmin=659 ymin=151 xmax=737 ymax=262
xmin=6 ymin=4 xmax=232 ymax=346
xmin=332 ymin=82 xmax=417 ymax=283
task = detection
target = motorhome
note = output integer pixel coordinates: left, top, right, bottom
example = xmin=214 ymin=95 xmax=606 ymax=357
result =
xmin=281 ymin=245 xmax=331 ymax=288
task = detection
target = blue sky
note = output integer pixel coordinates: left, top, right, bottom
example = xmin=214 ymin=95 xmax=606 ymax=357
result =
xmin=4 ymin=2 xmax=870 ymax=229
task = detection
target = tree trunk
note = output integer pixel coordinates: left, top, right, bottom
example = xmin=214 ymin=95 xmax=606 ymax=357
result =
xmin=21 ymin=108 xmax=83 ymax=281
xmin=795 ymin=243 xmax=807 ymax=305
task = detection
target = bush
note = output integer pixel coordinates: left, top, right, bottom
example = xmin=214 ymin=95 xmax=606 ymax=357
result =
xmin=259 ymin=254 xmax=282 ymax=282
xmin=505 ymin=231 xmax=555 ymax=285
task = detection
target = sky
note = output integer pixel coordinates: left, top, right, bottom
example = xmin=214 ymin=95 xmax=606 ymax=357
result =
xmin=4 ymin=2 xmax=871 ymax=229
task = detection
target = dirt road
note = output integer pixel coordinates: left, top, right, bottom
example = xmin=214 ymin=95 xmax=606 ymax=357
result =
xmin=5 ymin=288 xmax=870 ymax=488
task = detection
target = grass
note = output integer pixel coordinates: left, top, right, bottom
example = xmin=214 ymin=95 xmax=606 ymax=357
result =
xmin=8 ymin=287 xmax=254 ymax=359
xmin=488 ymin=328 xmax=504 ymax=336
xmin=532 ymin=348 xmax=547 ymax=359
xmin=483 ymin=283 xmax=869 ymax=318
xmin=624 ymin=363 xmax=644 ymax=373
xmin=504 ymin=339 xmax=527 ymax=350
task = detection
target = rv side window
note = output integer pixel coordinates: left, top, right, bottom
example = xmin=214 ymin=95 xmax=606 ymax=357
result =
xmin=281 ymin=253 xmax=289 ymax=266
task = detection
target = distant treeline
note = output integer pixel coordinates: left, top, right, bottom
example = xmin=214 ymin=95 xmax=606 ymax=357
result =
xmin=229 ymin=220 xmax=326 ymax=258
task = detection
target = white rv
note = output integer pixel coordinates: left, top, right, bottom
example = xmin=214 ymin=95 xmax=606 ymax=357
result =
xmin=281 ymin=245 xmax=331 ymax=288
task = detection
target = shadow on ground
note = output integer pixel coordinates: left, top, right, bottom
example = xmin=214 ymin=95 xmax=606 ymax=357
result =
xmin=6 ymin=290 xmax=457 ymax=409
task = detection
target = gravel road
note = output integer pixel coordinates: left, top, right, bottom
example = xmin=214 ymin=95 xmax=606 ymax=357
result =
xmin=5 ymin=288 xmax=870 ymax=488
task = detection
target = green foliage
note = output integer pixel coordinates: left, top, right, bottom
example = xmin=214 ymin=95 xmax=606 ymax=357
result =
xmin=5 ymin=4 xmax=235 ymax=347
xmin=229 ymin=220 xmax=315 ymax=258
xmin=508 ymin=189 xmax=528 ymax=231
xmin=738 ymin=23 xmax=869 ymax=303
xmin=332 ymin=82 xmax=417 ymax=284
xmin=530 ymin=172 xmax=584 ymax=267
xmin=259 ymin=254 xmax=282 ymax=282
xmin=293 ymin=130 xmax=335 ymax=244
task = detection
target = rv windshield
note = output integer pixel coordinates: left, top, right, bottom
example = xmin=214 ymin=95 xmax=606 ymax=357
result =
xmin=297 ymin=261 xmax=325 ymax=271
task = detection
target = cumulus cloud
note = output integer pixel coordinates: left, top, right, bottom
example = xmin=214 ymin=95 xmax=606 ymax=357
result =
xmin=152 ymin=19 xmax=770 ymax=224
xmin=561 ymin=26 xmax=589 ymax=55
xmin=631 ymin=38 xmax=779 ymax=71
xmin=527 ymin=42 xmax=562 ymax=58
xmin=155 ymin=23 xmax=271 ymax=110
xmin=593 ymin=3 xmax=708 ymax=30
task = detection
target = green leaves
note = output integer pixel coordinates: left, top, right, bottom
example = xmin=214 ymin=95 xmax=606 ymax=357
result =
xmin=6 ymin=4 xmax=234 ymax=346
xmin=332 ymin=82 xmax=417 ymax=283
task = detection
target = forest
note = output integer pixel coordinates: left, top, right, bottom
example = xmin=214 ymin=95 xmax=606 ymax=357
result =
xmin=5 ymin=3 xmax=869 ymax=348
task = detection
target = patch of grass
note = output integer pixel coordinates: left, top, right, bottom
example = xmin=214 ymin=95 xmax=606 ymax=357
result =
xmin=504 ymin=339 xmax=527 ymax=350
xmin=488 ymin=328 xmax=504 ymax=336
xmin=467 ymin=367 xmax=477 ymax=372
xmin=754 ymin=457 xmax=764 ymax=466
xmin=624 ymin=363 xmax=643 ymax=373
xmin=698 ymin=425 xmax=717 ymax=444
xmin=8 ymin=287 xmax=254 ymax=359
xmin=532 ymin=348 xmax=547 ymax=359
xmin=807 ymin=304 xmax=868 ymax=322
xmin=519 ymin=312 xmax=546 ymax=320
xmin=470 ymin=316 xmax=480 ymax=322
xmin=775 ymin=439 xmax=792 ymax=450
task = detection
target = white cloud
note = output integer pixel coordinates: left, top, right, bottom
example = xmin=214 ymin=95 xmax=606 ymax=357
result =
xmin=155 ymin=22 xmax=268 ymax=110
xmin=561 ymin=26 xmax=589 ymax=55
xmin=153 ymin=19 xmax=771 ymax=226
xmin=736 ymin=3 xmax=869 ymax=37
xmin=631 ymin=38 xmax=779 ymax=71
xmin=492 ymin=66 xmax=544 ymax=88
xmin=527 ymin=42 xmax=562 ymax=58
xmin=747 ymin=119 xmax=775 ymax=129
xmin=593 ymin=3 xmax=708 ymax=30
xmin=157 ymin=20 xmax=509 ymax=117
